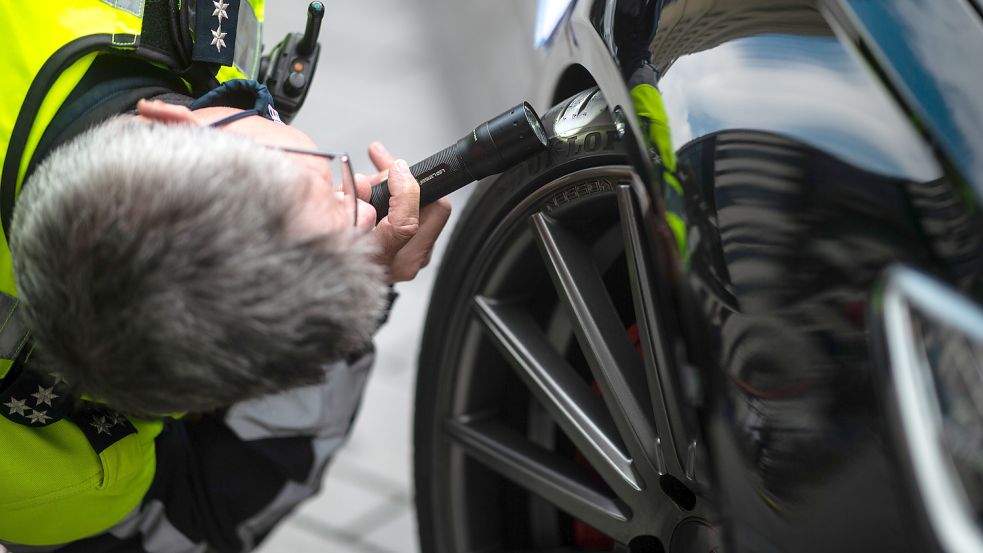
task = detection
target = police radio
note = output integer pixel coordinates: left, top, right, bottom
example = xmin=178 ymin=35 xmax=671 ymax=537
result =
xmin=260 ymin=1 xmax=324 ymax=123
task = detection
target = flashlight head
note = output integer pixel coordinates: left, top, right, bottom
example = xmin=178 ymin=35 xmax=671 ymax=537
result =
xmin=470 ymin=102 xmax=550 ymax=179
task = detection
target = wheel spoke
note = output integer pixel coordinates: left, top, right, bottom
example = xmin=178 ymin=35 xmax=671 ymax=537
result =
xmin=446 ymin=417 xmax=632 ymax=542
xmin=615 ymin=185 xmax=687 ymax=477
xmin=473 ymin=295 xmax=643 ymax=494
xmin=530 ymin=213 xmax=664 ymax=476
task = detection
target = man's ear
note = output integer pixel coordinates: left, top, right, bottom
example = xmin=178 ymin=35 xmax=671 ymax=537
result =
xmin=135 ymin=99 xmax=199 ymax=124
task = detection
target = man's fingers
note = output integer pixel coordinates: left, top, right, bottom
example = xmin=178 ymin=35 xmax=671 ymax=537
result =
xmin=372 ymin=159 xmax=421 ymax=272
xmin=355 ymin=198 xmax=377 ymax=230
xmin=389 ymin=198 xmax=452 ymax=282
xmin=386 ymin=159 xmax=421 ymax=239
xmin=354 ymin=173 xmax=372 ymax=201
xmin=413 ymin=198 xmax=452 ymax=256
xmin=368 ymin=142 xmax=396 ymax=173
xmin=364 ymin=147 xmax=453 ymax=283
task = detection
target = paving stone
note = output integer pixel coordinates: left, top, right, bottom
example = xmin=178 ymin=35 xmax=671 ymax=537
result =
xmin=294 ymin=468 xmax=394 ymax=529
xmin=362 ymin=507 xmax=421 ymax=553
xmin=255 ymin=521 xmax=367 ymax=553
xmin=330 ymin=374 xmax=415 ymax=493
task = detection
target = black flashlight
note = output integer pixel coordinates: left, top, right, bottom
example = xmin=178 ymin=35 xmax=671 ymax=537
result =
xmin=369 ymin=102 xmax=549 ymax=222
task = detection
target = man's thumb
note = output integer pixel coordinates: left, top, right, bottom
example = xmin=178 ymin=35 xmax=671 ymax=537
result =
xmin=388 ymin=159 xmax=409 ymax=197
xmin=383 ymin=159 xmax=420 ymax=234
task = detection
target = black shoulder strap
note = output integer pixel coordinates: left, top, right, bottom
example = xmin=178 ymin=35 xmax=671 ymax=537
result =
xmin=0 ymin=36 xmax=113 ymax=241
xmin=25 ymin=54 xmax=193 ymax=184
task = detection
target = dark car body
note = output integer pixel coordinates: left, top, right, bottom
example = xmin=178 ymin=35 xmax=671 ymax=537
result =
xmin=529 ymin=0 xmax=983 ymax=551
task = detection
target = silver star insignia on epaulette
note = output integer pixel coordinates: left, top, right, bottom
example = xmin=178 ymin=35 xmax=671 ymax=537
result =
xmin=91 ymin=415 xmax=112 ymax=435
xmin=210 ymin=27 xmax=228 ymax=52
xmin=31 ymin=385 xmax=59 ymax=407
xmin=3 ymin=397 xmax=29 ymax=416
xmin=108 ymin=412 xmax=126 ymax=426
xmin=49 ymin=372 xmax=69 ymax=386
xmin=27 ymin=409 xmax=52 ymax=425
xmin=212 ymin=0 xmax=229 ymax=22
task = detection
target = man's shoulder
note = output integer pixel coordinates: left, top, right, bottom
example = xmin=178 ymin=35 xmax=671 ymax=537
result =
xmin=0 ymin=413 xmax=163 ymax=546
xmin=24 ymin=54 xmax=193 ymax=187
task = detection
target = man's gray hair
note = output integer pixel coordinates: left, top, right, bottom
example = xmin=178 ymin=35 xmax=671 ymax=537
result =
xmin=11 ymin=117 xmax=387 ymax=416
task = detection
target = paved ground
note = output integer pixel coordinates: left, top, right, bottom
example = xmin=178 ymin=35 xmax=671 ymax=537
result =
xmin=258 ymin=2 xmax=540 ymax=551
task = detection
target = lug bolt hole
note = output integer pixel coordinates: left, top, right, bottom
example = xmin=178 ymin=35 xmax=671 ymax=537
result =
xmin=660 ymin=474 xmax=696 ymax=511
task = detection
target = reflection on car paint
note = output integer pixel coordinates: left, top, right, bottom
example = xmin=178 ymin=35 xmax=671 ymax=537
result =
xmin=659 ymin=33 xmax=940 ymax=182
xmin=828 ymin=0 xmax=983 ymax=201
xmin=603 ymin=0 xmax=983 ymax=551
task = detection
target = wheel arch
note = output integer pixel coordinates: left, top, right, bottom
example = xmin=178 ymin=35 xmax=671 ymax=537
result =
xmin=550 ymin=63 xmax=597 ymax=106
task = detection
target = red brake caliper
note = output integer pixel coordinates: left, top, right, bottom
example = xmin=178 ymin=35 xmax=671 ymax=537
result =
xmin=571 ymin=323 xmax=643 ymax=550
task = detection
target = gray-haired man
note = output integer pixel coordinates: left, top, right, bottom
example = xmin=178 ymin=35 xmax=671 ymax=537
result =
xmin=0 ymin=67 xmax=450 ymax=550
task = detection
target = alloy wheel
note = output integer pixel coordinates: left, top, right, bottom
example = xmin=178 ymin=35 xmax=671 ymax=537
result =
xmin=420 ymin=166 xmax=717 ymax=553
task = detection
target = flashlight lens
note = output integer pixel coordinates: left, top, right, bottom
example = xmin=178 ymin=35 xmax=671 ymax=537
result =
xmin=524 ymin=103 xmax=549 ymax=147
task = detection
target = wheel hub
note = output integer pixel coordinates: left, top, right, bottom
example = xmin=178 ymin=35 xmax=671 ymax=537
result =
xmin=670 ymin=520 xmax=719 ymax=553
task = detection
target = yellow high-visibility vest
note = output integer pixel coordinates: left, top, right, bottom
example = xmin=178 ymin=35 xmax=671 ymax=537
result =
xmin=0 ymin=0 xmax=263 ymax=545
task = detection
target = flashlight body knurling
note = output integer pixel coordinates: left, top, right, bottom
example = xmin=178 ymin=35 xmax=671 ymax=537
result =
xmin=369 ymin=102 xmax=548 ymax=223
xmin=368 ymin=138 xmax=474 ymax=221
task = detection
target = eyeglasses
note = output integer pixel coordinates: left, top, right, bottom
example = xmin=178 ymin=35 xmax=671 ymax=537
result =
xmin=272 ymin=147 xmax=358 ymax=228
xmin=208 ymin=113 xmax=358 ymax=227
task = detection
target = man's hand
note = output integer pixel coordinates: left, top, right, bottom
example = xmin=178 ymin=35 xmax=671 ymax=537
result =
xmin=355 ymin=142 xmax=452 ymax=283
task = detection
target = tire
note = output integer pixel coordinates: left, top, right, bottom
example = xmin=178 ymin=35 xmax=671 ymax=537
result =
xmin=414 ymin=89 xmax=716 ymax=553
